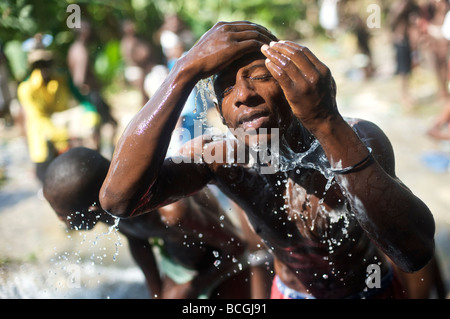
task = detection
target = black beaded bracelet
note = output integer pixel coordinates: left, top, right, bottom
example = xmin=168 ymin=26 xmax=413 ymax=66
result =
xmin=330 ymin=149 xmax=373 ymax=174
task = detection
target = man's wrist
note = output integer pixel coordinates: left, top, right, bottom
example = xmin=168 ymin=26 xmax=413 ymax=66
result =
xmin=172 ymin=54 xmax=204 ymax=86
xmin=304 ymin=111 xmax=345 ymax=139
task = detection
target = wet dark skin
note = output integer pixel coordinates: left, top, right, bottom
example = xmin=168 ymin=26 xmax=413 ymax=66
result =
xmin=44 ymin=150 xmax=249 ymax=299
xmin=100 ymin=21 xmax=435 ymax=298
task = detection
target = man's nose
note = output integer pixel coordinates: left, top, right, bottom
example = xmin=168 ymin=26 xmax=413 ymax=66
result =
xmin=234 ymin=79 xmax=258 ymax=108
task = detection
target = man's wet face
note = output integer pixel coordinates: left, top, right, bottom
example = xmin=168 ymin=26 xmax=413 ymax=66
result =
xmin=214 ymin=53 xmax=293 ymax=138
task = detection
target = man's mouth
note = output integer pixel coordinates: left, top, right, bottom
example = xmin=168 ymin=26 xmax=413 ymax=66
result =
xmin=238 ymin=110 xmax=271 ymax=130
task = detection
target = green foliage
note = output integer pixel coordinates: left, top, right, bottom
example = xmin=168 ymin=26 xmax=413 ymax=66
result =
xmin=94 ymin=40 xmax=122 ymax=84
xmin=0 ymin=0 xmax=322 ymax=85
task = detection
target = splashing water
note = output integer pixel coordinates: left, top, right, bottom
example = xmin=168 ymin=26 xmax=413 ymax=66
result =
xmin=39 ymin=214 xmax=125 ymax=297
xmin=275 ymin=132 xmax=355 ymax=276
xmin=193 ymin=77 xmax=366 ymax=283
xmin=195 ymin=77 xmax=216 ymax=117
xmin=103 ymin=217 xmax=122 ymax=262
xmin=278 ymin=136 xmax=333 ymax=178
xmin=192 ymin=77 xmax=216 ymax=133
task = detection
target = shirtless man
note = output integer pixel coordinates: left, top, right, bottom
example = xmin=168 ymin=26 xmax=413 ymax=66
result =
xmin=67 ymin=21 xmax=117 ymax=152
xmin=43 ymin=147 xmax=251 ymax=299
xmin=388 ymin=0 xmax=420 ymax=108
xmin=100 ymin=21 xmax=435 ymax=299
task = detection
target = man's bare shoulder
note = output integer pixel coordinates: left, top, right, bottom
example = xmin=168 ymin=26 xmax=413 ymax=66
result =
xmin=345 ymin=117 xmax=390 ymax=142
xmin=345 ymin=117 xmax=396 ymax=176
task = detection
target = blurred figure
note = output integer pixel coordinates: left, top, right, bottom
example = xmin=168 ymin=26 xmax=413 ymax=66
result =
xmin=17 ymin=34 xmax=99 ymax=183
xmin=157 ymin=14 xmax=195 ymax=69
xmin=0 ymin=42 xmax=13 ymax=127
xmin=319 ymin=0 xmax=340 ymax=38
xmin=427 ymin=4 xmax=450 ymax=141
xmin=120 ymin=20 xmax=153 ymax=104
xmin=350 ymin=15 xmax=375 ymax=79
xmin=68 ymin=20 xmax=118 ymax=155
xmin=143 ymin=64 xmax=169 ymax=99
xmin=427 ymin=102 xmax=450 ymax=140
xmin=388 ymin=0 xmax=421 ymax=108
xmin=423 ymin=0 xmax=449 ymax=101
xmin=120 ymin=20 xmax=141 ymax=85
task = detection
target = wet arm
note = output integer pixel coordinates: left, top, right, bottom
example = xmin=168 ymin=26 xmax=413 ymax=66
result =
xmin=99 ymin=61 xmax=200 ymax=218
xmin=314 ymin=117 xmax=435 ymax=272
xmin=127 ymin=236 xmax=162 ymax=298
xmin=263 ymin=41 xmax=435 ymax=272
xmin=100 ymin=21 xmax=276 ymax=218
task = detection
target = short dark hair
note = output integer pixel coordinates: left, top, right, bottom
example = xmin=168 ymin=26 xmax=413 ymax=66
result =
xmin=213 ymin=51 xmax=267 ymax=117
xmin=43 ymin=147 xmax=109 ymax=210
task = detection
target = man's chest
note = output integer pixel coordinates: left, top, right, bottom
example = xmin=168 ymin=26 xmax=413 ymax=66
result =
xmin=217 ymin=166 xmax=350 ymax=243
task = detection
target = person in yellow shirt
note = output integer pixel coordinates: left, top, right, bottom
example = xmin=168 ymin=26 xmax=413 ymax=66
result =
xmin=17 ymin=47 xmax=100 ymax=183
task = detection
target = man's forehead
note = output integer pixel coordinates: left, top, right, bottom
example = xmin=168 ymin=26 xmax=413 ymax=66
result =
xmin=215 ymin=52 xmax=267 ymax=85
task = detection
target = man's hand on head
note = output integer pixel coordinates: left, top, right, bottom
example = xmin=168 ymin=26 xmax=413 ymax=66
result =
xmin=261 ymin=41 xmax=339 ymax=133
xmin=181 ymin=21 xmax=278 ymax=82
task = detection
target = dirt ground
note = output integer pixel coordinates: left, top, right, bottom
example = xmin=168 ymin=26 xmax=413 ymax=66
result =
xmin=0 ymin=30 xmax=449 ymax=298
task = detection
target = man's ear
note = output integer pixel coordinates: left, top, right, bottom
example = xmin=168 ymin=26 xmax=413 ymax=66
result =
xmin=214 ymin=102 xmax=227 ymax=126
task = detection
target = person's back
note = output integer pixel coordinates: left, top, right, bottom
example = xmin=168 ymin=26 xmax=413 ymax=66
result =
xmin=43 ymin=147 xmax=251 ymax=298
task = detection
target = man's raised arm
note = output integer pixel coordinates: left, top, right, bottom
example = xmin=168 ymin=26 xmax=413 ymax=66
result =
xmin=262 ymin=40 xmax=435 ymax=272
xmin=100 ymin=21 xmax=276 ymax=218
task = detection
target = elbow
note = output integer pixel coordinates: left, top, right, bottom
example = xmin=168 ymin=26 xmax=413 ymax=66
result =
xmin=99 ymin=186 xmax=134 ymax=219
xmin=410 ymin=213 xmax=437 ymax=272
xmin=396 ymin=207 xmax=436 ymax=273
xmin=100 ymin=197 xmax=133 ymax=219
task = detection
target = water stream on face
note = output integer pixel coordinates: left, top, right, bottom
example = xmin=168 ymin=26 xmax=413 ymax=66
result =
xmin=194 ymin=77 xmax=216 ymax=118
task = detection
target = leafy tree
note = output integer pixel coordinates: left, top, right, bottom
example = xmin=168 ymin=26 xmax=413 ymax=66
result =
xmin=0 ymin=0 xmax=328 ymax=83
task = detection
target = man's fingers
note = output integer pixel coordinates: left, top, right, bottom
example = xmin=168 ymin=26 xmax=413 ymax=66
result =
xmin=265 ymin=57 xmax=292 ymax=88
xmin=261 ymin=42 xmax=319 ymax=87
xmin=274 ymin=41 xmax=330 ymax=76
xmin=218 ymin=21 xmax=278 ymax=42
